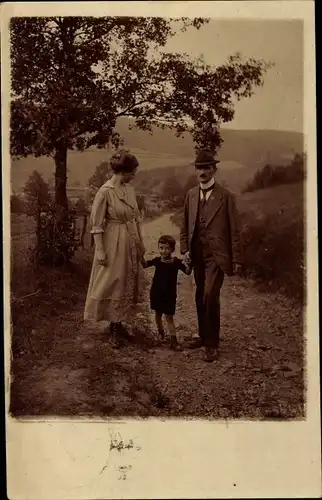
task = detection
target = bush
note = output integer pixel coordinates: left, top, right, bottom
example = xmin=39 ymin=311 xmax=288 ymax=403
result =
xmin=241 ymin=210 xmax=304 ymax=301
xmin=243 ymin=153 xmax=305 ymax=193
xmin=38 ymin=207 xmax=81 ymax=266
xmin=11 ymin=194 xmax=25 ymax=214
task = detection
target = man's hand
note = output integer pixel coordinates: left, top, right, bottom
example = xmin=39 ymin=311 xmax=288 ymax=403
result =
xmin=96 ymin=249 xmax=108 ymax=266
xmin=233 ymin=262 xmax=243 ymax=276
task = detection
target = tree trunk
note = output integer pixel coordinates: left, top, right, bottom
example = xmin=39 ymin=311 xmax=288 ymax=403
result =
xmin=54 ymin=146 xmax=68 ymax=211
xmin=35 ymin=197 xmax=41 ymax=272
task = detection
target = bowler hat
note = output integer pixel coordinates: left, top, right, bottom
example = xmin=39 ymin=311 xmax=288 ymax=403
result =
xmin=195 ymin=149 xmax=220 ymax=167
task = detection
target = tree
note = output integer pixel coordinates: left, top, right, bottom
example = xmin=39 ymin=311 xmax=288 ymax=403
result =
xmin=75 ymin=196 xmax=88 ymax=214
xmin=183 ymin=173 xmax=198 ymax=197
xmin=87 ymin=161 xmax=111 ymax=205
xmin=23 ymin=170 xmax=51 ymax=215
xmin=162 ymin=175 xmax=184 ymax=208
xmin=10 ymin=193 xmax=24 ymax=214
xmin=10 ymin=17 xmax=270 ymax=212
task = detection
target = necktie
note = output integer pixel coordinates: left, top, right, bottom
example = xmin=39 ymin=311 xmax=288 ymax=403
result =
xmin=201 ymin=185 xmax=214 ymax=201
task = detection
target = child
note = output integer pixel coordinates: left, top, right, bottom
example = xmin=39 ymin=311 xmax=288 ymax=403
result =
xmin=142 ymin=235 xmax=191 ymax=350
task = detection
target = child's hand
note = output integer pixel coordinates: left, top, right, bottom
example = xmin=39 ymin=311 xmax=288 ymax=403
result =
xmin=183 ymin=251 xmax=191 ymax=267
xmin=186 ymin=265 xmax=192 ymax=276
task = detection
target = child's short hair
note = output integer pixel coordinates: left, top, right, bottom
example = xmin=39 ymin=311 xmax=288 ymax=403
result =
xmin=158 ymin=235 xmax=176 ymax=251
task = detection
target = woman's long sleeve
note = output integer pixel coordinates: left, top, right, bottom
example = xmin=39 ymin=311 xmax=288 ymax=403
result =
xmin=90 ymin=189 xmax=108 ymax=234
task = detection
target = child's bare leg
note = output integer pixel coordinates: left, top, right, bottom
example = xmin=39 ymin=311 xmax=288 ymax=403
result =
xmin=165 ymin=315 xmax=182 ymax=350
xmin=155 ymin=312 xmax=165 ymax=339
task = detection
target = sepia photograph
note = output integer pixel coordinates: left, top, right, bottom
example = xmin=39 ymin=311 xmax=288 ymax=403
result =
xmin=2 ymin=1 xmax=320 ymax=498
xmin=9 ymin=13 xmax=307 ymax=420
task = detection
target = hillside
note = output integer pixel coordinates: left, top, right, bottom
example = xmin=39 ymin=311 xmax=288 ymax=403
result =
xmin=116 ymin=117 xmax=303 ymax=166
xmin=10 ymin=121 xmax=303 ymax=194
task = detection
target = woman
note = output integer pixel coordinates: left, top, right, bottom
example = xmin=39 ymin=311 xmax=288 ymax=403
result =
xmin=84 ymin=149 xmax=145 ymax=343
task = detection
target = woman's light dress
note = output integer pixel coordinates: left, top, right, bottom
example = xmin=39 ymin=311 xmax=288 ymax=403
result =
xmin=84 ymin=179 xmax=143 ymax=323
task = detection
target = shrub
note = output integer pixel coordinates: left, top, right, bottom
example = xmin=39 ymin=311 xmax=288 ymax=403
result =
xmin=11 ymin=194 xmax=25 ymax=214
xmin=38 ymin=207 xmax=81 ymax=266
xmin=241 ymin=210 xmax=304 ymax=301
xmin=243 ymin=153 xmax=305 ymax=193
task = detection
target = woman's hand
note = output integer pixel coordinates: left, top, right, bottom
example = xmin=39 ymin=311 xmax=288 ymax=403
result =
xmin=138 ymin=240 xmax=146 ymax=258
xmin=96 ymin=249 xmax=108 ymax=266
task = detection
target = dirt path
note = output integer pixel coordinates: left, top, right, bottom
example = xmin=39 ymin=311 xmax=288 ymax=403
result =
xmin=11 ymin=214 xmax=304 ymax=419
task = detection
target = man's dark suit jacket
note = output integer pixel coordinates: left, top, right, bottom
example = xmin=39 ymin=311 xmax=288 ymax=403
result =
xmin=180 ymin=182 xmax=243 ymax=276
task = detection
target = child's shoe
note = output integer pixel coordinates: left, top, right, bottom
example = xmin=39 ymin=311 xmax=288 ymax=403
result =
xmin=170 ymin=335 xmax=183 ymax=351
xmin=157 ymin=329 xmax=166 ymax=343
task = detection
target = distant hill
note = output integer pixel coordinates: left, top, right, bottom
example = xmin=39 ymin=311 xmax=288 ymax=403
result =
xmin=116 ymin=117 xmax=303 ymax=167
xmin=10 ymin=118 xmax=303 ymax=194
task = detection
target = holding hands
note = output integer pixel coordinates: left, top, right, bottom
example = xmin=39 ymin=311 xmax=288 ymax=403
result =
xmin=183 ymin=251 xmax=191 ymax=267
xmin=233 ymin=262 xmax=243 ymax=276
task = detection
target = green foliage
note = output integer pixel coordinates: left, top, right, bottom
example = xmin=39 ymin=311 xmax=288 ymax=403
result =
xmin=243 ymin=153 xmax=305 ymax=193
xmin=11 ymin=16 xmax=270 ymax=208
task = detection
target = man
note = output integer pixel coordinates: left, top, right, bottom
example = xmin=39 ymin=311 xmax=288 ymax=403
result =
xmin=180 ymin=149 xmax=243 ymax=362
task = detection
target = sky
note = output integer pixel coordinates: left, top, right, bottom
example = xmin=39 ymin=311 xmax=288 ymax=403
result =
xmin=164 ymin=20 xmax=303 ymax=133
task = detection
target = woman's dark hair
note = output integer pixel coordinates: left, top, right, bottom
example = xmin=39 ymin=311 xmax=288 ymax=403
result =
xmin=158 ymin=234 xmax=176 ymax=251
xmin=110 ymin=149 xmax=139 ymax=173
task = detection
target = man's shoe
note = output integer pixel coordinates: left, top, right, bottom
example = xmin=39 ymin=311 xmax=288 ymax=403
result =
xmin=188 ymin=337 xmax=203 ymax=349
xmin=115 ymin=322 xmax=132 ymax=340
xmin=203 ymin=347 xmax=218 ymax=363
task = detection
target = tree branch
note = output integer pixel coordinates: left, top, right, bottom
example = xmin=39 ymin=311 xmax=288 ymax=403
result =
xmin=116 ymin=99 xmax=156 ymax=117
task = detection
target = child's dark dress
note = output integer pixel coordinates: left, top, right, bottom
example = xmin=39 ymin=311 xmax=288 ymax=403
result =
xmin=145 ymin=256 xmax=187 ymax=315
